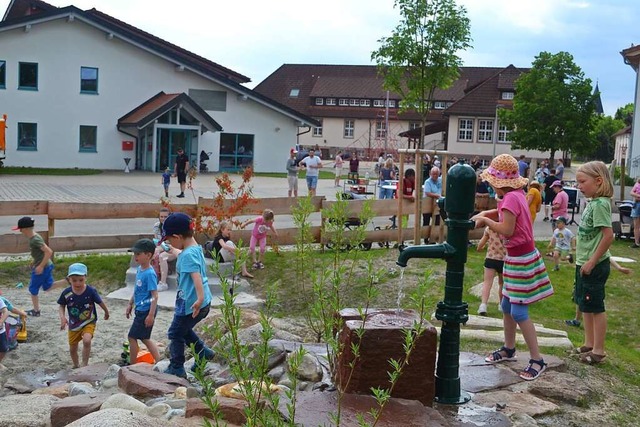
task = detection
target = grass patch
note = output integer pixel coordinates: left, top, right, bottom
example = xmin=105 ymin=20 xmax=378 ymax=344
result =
xmin=0 ymin=167 xmax=103 ymax=175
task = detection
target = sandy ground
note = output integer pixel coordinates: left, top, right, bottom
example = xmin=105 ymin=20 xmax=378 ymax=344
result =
xmin=0 ymin=285 xmax=175 ymax=382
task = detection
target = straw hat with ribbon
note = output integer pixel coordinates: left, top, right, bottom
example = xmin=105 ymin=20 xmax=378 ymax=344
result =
xmin=480 ymin=154 xmax=529 ymax=189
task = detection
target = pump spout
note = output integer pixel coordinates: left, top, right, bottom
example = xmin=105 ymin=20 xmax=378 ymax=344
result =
xmin=396 ymin=243 xmax=456 ymax=267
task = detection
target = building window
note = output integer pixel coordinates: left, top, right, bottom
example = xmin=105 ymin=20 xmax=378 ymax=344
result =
xmin=501 ymin=91 xmax=514 ymax=100
xmin=0 ymin=60 xmax=5 ymax=89
xmin=17 ymin=122 xmax=37 ymax=150
xmin=289 ymin=88 xmax=299 ymax=97
xmin=433 ymin=101 xmax=447 ymax=109
xmin=315 ymin=97 xmax=324 ymax=105
xmin=349 ymin=99 xmax=358 ymax=106
xmin=326 ymin=98 xmax=336 ymax=106
xmin=458 ymin=119 xmax=473 ymax=141
xmin=344 ymin=119 xmax=354 ymax=138
xmin=19 ymin=62 xmax=38 ymax=90
xmin=374 ymin=100 xmax=384 ymax=107
xmin=79 ymin=125 xmax=97 ymax=152
xmin=387 ymin=100 xmax=396 ymax=108
xmin=375 ymin=120 xmax=386 ymax=138
xmin=80 ymin=67 xmax=99 ymax=94
xmin=498 ymin=124 xmax=511 ymax=142
xmin=478 ymin=120 xmax=493 ymax=142
xmin=360 ymin=99 xmax=370 ymax=107
xmin=339 ymin=98 xmax=348 ymax=106
xmin=409 ymin=122 xmax=420 ymax=130
xmin=313 ymin=119 xmax=323 ymax=137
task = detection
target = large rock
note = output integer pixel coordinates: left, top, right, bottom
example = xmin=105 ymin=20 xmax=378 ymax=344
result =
xmin=118 ymin=364 xmax=190 ymax=397
xmin=101 ymin=393 xmax=149 ymax=414
xmin=194 ymin=308 xmax=262 ymax=348
xmin=233 ymin=323 xmax=303 ymax=347
xmin=528 ymin=371 xmax=595 ymax=406
xmin=50 ymin=392 xmax=112 ymax=427
xmin=0 ymin=394 xmax=60 ymax=427
xmin=31 ymin=383 xmax=72 ymax=398
xmin=294 ymin=353 xmax=323 ymax=382
xmin=68 ymin=363 xmax=112 ymax=383
xmin=66 ymin=407 xmax=173 ymax=427
xmin=185 ymin=396 xmax=248 ymax=425
xmin=473 ymin=390 xmax=558 ymax=417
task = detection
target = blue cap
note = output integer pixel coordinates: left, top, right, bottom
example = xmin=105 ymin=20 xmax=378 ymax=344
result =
xmin=67 ymin=263 xmax=88 ymax=277
xmin=161 ymin=212 xmax=192 ymax=240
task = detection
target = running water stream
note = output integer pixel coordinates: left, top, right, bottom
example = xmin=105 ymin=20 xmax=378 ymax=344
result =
xmin=396 ymin=267 xmax=405 ymax=314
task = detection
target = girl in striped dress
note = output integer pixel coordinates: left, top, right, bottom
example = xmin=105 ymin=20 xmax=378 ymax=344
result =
xmin=472 ymin=154 xmax=553 ymax=381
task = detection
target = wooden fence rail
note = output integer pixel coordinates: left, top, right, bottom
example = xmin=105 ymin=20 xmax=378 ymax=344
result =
xmin=0 ymin=195 xmax=486 ymax=254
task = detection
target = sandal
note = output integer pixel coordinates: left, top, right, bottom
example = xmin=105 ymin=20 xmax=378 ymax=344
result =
xmin=485 ymin=346 xmax=517 ymax=363
xmin=520 ymin=358 xmax=547 ymax=381
xmin=26 ymin=309 xmax=41 ymax=317
xmin=579 ymin=351 xmax=606 ymax=365
xmin=568 ymin=345 xmax=592 ymax=355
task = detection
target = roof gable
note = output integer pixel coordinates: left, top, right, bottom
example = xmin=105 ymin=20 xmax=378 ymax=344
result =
xmin=2 ymin=0 xmax=56 ymax=21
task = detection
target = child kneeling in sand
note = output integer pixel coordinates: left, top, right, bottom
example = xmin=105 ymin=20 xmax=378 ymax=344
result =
xmin=125 ymin=239 xmax=162 ymax=364
xmin=57 ymin=263 xmax=110 ymax=368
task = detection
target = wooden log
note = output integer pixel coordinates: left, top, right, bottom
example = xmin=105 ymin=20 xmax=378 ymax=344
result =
xmin=0 ymin=231 xmax=49 ymax=254
xmin=0 ymin=200 xmax=49 ymax=215
xmin=49 ymin=234 xmax=153 ymax=252
xmin=47 ymin=202 xmax=196 ymax=220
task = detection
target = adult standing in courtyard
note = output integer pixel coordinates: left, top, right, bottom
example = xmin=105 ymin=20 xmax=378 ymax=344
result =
xmin=542 ymin=168 xmax=559 ymax=222
xmin=550 ymin=180 xmax=568 ymax=230
xmin=518 ymin=155 xmax=529 ymax=178
xmin=348 ymin=151 xmax=360 ymax=182
xmin=334 ymin=150 xmax=344 ymax=187
xmin=299 ymin=148 xmax=323 ymax=197
xmin=173 ymin=148 xmax=189 ymax=198
xmin=555 ymin=159 xmax=565 ymax=181
xmin=286 ymin=148 xmax=299 ymax=197
xmin=423 ymin=166 xmax=443 ymax=244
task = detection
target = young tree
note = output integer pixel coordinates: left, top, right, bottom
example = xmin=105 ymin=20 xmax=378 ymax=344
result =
xmin=615 ymin=103 xmax=634 ymax=126
xmin=500 ymin=51 xmax=596 ymax=161
xmin=371 ymin=0 xmax=472 ymax=150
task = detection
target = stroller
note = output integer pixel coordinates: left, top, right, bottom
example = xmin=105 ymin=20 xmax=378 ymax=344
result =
xmin=613 ymin=201 xmax=634 ymax=240
xmin=199 ymin=150 xmax=211 ymax=172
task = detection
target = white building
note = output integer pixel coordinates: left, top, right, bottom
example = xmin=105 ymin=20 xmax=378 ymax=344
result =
xmin=0 ymin=0 xmax=317 ymax=172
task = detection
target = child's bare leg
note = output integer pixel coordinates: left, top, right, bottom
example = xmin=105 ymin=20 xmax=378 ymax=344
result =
xmin=481 ymin=268 xmax=495 ymax=305
xmin=81 ymin=333 xmax=92 ymax=367
xmin=0 ymin=351 xmax=6 ymax=363
xmin=582 ymin=312 xmax=595 ymax=349
xmin=142 ymin=339 xmax=162 ymax=363
xmin=575 ymin=307 xmax=582 ymax=321
xmin=241 ymin=263 xmax=254 ymax=278
xmin=128 ymin=337 xmax=139 ymax=364
xmin=592 ymin=312 xmax=607 ymax=355
xmin=69 ymin=343 xmax=80 ymax=368
xmin=553 ymin=251 xmax=560 ymax=268
xmin=503 ymin=312 xmax=518 ymax=350
xmin=517 ymin=319 xmax=541 ymax=360
xmin=31 ymin=294 xmax=40 ymax=312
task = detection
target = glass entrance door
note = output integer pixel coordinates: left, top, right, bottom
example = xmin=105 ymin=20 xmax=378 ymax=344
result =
xmin=157 ymin=129 xmax=192 ymax=171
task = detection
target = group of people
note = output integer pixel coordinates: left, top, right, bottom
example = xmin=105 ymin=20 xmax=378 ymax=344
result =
xmin=286 ymin=148 xmax=362 ymax=197
xmin=473 ymin=154 xmax=617 ymax=380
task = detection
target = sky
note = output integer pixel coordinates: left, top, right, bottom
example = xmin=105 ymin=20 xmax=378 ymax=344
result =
xmin=1 ymin=0 xmax=638 ymax=115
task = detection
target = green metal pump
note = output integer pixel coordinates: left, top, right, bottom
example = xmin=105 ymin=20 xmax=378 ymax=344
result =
xmin=397 ymin=159 xmax=477 ymax=404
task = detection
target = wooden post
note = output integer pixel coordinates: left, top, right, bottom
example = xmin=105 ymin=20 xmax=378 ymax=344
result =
xmin=48 ymin=217 xmax=55 ymax=239
xmin=413 ymin=152 xmax=423 ymax=244
xmin=398 ymin=152 xmax=405 ymax=244
xmin=621 ymin=156 xmax=627 ymax=201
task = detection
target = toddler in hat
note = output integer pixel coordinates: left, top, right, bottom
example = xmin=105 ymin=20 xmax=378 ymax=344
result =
xmin=472 ymin=154 xmax=553 ymax=381
xmin=56 ymin=263 xmax=110 ymax=368
xmin=12 ymin=216 xmax=56 ymax=317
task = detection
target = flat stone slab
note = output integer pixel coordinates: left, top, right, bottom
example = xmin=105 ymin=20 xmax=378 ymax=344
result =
xmin=528 ymin=371 xmax=594 ymax=405
xmin=281 ymin=391 xmax=455 ymax=427
xmin=435 ymin=327 xmax=573 ymax=348
xmin=473 ymin=389 xmax=559 ymax=417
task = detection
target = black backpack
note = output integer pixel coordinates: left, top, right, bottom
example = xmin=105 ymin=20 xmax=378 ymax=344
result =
xmin=203 ymin=241 xmax=216 ymax=259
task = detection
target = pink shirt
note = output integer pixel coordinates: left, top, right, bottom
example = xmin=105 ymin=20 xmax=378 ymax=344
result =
xmin=499 ymin=190 xmax=534 ymax=255
xmin=631 ymin=182 xmax=640 ymax=201
xmin=251 ymin=216 xmax=270 ymax=239
xmin=552 ymin=190 xmax=568 ymax=219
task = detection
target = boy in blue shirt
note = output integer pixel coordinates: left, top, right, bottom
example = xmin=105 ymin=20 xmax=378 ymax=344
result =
xmin=126 ymin=239 xmax=162 ymax=364
xmin=161 ymin=212 xmax=214 ymax=378
xmin=57 ymin=263 xmax=110 ymax=368
xmin=162 ymin=167 xmax=172 ymax=198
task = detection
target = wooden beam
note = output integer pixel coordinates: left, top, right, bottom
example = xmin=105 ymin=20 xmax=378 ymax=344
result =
xmin=49 ymin=234 xmax=153 ymax=252
xmin=0 ymin=231 xmax=49 ymax=253
xmin=0 ymin=200 xmax=49 ymax=215
xmin=47 ymin=202 xmax=196 ymax=220
xmin=197 ymin=196 xmax=324 ymax=216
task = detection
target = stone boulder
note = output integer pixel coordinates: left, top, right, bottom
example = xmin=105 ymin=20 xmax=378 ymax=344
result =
xmin=31 ymin=382 xmax=72 ymax=398
xmin=118 ymin=364 xmax=190 ymax=397
xmin=186 ymin=396 xmax=248 ymax=425
xmin=101 ymin=393 xmax=150 ymax=414
xmin=0 ymin=394 xmax=60 ymax=427
xmin=528 ymin=371 xmax=595 ymax=406
xmin=473 ymin=390 xmax=559 ymax=417
xmin=66 ymin=407 xmax=174 ymax=427
xmin=294 ymin=353 xmax=323 ymax=382
xmin=68 ymin=363 xmax=112 ymax=383
xmin=50 ymin=392 xmax=112 ymax=427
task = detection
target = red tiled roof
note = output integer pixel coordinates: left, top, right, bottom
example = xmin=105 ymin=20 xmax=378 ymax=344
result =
xmin=2 ymin=0 xmax=56 ymax=21
xmin=254 ymin=64 xmax=511 ymax=121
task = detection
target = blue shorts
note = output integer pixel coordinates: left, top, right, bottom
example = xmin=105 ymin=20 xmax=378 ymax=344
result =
xmin=631 ymin=203 xmax=640 ymax=218
xmin=306 ymin=175 xmax=318 ymax=189
xmin=0 ymin=331 xmax=8 ymax=353
xmin=29 ymin=264 xmax=54 ymax=295
xmin=128 ymin=309 xmax=156 ymax=340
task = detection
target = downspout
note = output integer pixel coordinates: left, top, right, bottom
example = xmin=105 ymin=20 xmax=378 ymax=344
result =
xmin=297 ymin=125 xmax=311 ymax=147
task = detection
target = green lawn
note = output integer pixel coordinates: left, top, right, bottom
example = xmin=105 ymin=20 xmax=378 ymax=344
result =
xmin=0 ymin=166 xmax=103 ymax=175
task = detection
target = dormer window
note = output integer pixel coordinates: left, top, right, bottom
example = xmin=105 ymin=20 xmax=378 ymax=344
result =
xmin=501 ymin=91 xmax=514 ymax=100
xmin=289 ymin=88 xmax=300 ymax=97
xmin=315 ymin=97 xmax=324 ymax=105
xmin=339 ymin=98 xmax=348 ymax=106
xmin=326 ymin=98 xmax=336 ymax=106
xmin=433 ymin=101 xmax=446 ymax=109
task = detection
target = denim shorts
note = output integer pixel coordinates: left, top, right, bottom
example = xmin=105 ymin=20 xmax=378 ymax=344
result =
xmin=306 ymin=175 xmax=318 ymax=189
xmin=631 ymin=203 xmax=640 ymax=218
xmin=574 ymin=258 xmax=610 ymax=313
xmin=0 ymin=331 xmax=8 ymax=353
xmin=29 ymin=264 xmax=54 ymax=295
xmin=128 ymin=309 xmax=156 ymax=340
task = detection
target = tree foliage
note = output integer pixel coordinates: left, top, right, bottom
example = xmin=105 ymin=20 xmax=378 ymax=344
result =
xmin=585 ymin=114 xmax=626 ymax=163
xmin=500 ymin=51 xmax=596 ymax=160
xmin=371 ymin=0 xmax=472 ymax=149
xmin=615 ymin=103 xmax=634 ymax=126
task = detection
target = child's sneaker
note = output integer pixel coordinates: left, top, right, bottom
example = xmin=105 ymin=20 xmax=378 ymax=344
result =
xmin=257 ymin=262 xmax=265 ymax=269
xmin=553 ymin=265 xmax=560 ymax=271
xmin=252 ymin=262 xmax=260 ymax=269
xmin=164 ymin=365 xmax=187 ymax=379
xmin=157 ymin=282 xmax=169 ymax=292
xmin=26 ymin=309 xmax=41 ymax=317
xmin=565 ymin=319 xmax=581 ymax=327
xmin=568 ymin=254 xmax=574 ymax=264
xmin=477 ymin=303 xmax=488 ymax=316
